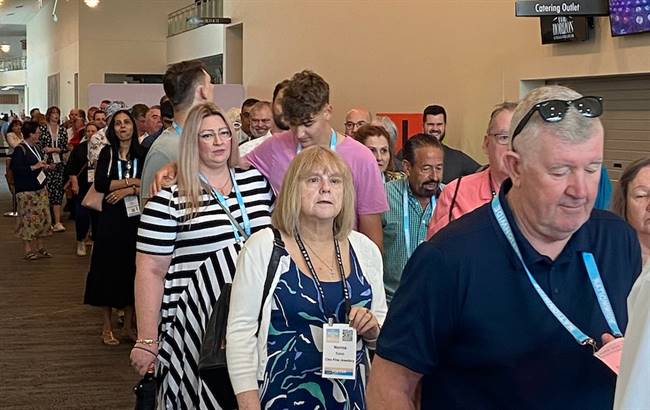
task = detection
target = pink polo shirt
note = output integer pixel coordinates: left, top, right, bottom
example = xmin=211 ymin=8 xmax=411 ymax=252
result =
xmin=427 ymin=168 xmax=494 ymax=239
xmin=244 ymin=130 xmax=389 ymax=219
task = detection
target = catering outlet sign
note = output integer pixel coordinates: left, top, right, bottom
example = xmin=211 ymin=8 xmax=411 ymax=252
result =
xmin=515 ymin=0 xmax=608 ymax=16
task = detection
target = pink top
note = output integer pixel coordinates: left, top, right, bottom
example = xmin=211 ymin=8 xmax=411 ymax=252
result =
xmin=427 ymin=168 xmax=494 ymax=239
xmin=245 ymin=130 xmax=388 ymax=218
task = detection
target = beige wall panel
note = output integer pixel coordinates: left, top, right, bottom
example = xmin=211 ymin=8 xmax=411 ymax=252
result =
xmin=77 ymin=0 xmax=188 ymax=108
xmin=224 ymin=0 xmax=650 ymax=162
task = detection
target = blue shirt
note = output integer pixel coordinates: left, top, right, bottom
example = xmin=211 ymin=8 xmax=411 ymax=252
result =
xmin=377 ymin=180 xmax=641 ymax=410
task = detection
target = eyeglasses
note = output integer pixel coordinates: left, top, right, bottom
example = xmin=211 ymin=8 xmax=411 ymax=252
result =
xmin=488 ymin=133 xmax=511 ymax=145
xmin=344 ymin=120 xmax=367 ymax=130
xmin=511 ymin=96 xmax=603 ymax=143
xmin=199 ymin=129 xmax=233 ymax=141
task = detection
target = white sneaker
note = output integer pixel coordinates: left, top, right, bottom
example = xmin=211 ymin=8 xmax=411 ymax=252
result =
xmin=52 ymin=223 xmax=66 ymax=232
xmin=76 ymin=241 xmax=87 ymax=256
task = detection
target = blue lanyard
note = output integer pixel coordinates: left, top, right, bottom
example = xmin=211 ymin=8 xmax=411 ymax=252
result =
xmin=117 ymin=158 xmax=138 ymax=180
xmin=172 ymin=121 xmax=183 ymax=136
xmin=296 ymin=129 xmax=337 ymax=153
xmin=403 ymin=182 xmax=436 ymax=257
xmin=200 ymin=169 xmax=251 ymax=242
xmin=491 ymin=195 xmax=622 ymax=348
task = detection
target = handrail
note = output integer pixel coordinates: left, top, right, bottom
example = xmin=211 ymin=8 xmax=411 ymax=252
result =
xmin=167 ymin=0 xmax=224 ymax=37
xmin=0 ymin=56 xmax=26 ymax=72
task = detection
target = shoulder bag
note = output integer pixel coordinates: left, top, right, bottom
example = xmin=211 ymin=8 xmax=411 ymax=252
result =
xmin=82 ymin=148 xmax=112 ymax=212
xmin=199 ymin=226 xmax=285 ymax=410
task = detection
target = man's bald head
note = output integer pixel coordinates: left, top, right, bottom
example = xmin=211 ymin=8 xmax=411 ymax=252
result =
xmin=344 ymin=108 xmax=372 ymax=136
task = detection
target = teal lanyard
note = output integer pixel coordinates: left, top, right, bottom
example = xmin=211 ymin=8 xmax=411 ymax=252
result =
xmin=200 ymin=169 xmax=251 ymax=243
xmin=403 ymin=183 xmax=436 ymax=257
xmin=491 ymin=194 xmax=622 ymax=348
xmin=172 ymin=121 xmax=183 ymax=136
xmin=297 ymin=129 xmax=337 ymax=153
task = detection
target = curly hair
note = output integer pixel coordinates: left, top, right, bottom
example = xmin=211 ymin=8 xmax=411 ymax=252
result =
xmin=282 ymin=70 xmax=330 ymax=126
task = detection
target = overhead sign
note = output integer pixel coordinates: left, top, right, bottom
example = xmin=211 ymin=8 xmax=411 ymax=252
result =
xmin=516 ymin=1 xmax=609 ymax=16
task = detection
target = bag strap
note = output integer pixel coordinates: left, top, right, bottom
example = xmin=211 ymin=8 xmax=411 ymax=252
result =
xmin=448 ymin=176 xmax=463 ymax=222
xmin=255 ymin=227 xmax=285 ymax=337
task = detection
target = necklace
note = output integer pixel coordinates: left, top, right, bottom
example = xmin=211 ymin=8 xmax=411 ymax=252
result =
xmin=302 ymin=238 xmax=337 ymax=276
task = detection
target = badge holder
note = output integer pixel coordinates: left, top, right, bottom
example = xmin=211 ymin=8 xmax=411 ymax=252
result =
xmin=593 ymin=337 xmax=625 ymax=375
xmin=37 ymin=171 xmax=46 ymax=185
xmin=124 ymin=195 xmax=141 ymax=217
xmin=87 ymin=169 xmax=95 ymax=183
xmin=322 ymin=318 xmax=357 ymax=380
xmin=52 ymin=153 xmax=61 ymax=164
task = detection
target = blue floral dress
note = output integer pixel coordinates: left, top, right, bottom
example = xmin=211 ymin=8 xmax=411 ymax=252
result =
xmin=260 ymin=246 xmax=373 ymax=410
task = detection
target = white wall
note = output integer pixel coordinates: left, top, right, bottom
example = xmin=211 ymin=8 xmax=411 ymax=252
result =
xmin=0 ymin=70 xmax=26 ymax=87
xmin=26 ymin=0 xmax=79 ymax=114
xmin=77 ymin=0 xmax=188 ymax=108
xmin=167 ymin=24 xmax=224 ymax=64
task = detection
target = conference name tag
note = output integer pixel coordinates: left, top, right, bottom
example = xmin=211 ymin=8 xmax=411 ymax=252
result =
xmin=52 ymin=153 xmax=61 ymax=164
xmin=124 ymin=195 xmax=141 ymax=218
xmin=594 ymin=337 xmax=625 ymax=374
xmin=37 ymin=171 xmax=46 ymax=185
xmin=322 ymin=323 xmax=357 ymax=380
xmin=87 ymin=169 xmax=95 ymax=183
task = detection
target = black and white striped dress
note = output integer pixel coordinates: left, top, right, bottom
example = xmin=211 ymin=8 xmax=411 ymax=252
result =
xmin=137 ymin=167 xmax=274 ymax=409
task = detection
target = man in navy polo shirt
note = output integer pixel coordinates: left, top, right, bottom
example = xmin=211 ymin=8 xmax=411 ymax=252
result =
xmin=367 ymin=85 xmax=641 ymax=410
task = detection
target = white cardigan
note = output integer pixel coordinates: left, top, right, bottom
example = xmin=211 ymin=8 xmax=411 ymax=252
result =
xmin=226 ymin=227 xmax=388 ymax=395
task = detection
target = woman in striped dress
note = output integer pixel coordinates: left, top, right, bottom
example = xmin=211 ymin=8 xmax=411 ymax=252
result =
xmin=131 ymin=102 xmax=274 ymax=409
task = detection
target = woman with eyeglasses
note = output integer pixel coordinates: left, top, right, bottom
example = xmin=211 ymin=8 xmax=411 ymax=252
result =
xmin=612 ymin=158 xmax=650 ymax=409
xmin=130 ymin=102 xmax=274 ymax=409
xmin=84 ymin=110 xmax=144 ymax=346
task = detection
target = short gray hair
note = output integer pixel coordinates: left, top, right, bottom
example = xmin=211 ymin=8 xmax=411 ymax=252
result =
xmin=372 ymin=115 xmax=398 ymax=149
xmin=510 ymin=85 xmax=602 ymax=153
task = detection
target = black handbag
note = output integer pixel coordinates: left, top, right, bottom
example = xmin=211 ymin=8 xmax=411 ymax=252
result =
xmin=198 ymin=227 xmax=285 ymax=409
xmin=133 ymin=372 xmax=157 ymax=410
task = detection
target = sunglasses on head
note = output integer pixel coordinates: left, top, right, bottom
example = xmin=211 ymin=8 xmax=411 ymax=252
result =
xmin=511 ymin=96 xmax=603 ymax=144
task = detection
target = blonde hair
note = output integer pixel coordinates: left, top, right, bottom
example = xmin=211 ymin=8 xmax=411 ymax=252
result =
xmin=177 ymin=102 xmax=240 ymax=220
xmin=272 ymin=146 xmax=355 ymax=240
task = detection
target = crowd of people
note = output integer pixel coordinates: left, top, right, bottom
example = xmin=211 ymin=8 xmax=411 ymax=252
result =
xmin=3 ymin=59 xmax=649 ymax=409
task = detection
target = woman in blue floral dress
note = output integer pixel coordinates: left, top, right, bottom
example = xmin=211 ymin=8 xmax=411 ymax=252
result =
xmin=227 ymin=147 xmax=388 ymax=410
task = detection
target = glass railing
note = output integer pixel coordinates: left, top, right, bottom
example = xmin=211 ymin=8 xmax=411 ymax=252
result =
xmin=168 ymin=0 xmax=225 ymax=37
xmin=0 ymin=57 xmax=26 ymax=72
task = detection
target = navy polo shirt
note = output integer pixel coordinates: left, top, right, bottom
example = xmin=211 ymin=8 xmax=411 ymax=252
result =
xmin=376 ymin=181 xmax=641 ymax=410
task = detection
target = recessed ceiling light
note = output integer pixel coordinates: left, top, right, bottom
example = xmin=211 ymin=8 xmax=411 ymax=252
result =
xmin=84 ymin=0 xmax=100 ymax=7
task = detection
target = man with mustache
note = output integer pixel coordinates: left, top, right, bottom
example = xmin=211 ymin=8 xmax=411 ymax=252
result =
xmin=423 ymin=104 xmax=479 ymax=184
xmin=381 ymin=133 xmax=444 ymax=303
xmin=367 ymin=86 xmax=641 ymax=410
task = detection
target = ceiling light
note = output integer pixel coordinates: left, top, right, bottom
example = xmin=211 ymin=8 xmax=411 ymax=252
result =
xmin=84 ymin=0 xmax=100 ymax=7
xmin=0 ymin=44 xmax=11 ymax=53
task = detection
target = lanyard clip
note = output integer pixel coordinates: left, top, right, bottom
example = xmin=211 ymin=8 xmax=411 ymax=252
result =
xmin=328 ymin=317 xmax=334 ymax=327
xmin=581 ymin=338 xmax=598 ymax=353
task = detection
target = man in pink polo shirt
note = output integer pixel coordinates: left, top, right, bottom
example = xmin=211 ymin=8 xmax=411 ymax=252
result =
xmin=427 ymin=102 xmax=516 ymax=239
xmin=244 ymin=70 xmax=388 ymax=249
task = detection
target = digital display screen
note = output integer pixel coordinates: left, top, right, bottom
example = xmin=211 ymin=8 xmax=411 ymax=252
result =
xmin=609 ymin=0 xmax=650 ymax=36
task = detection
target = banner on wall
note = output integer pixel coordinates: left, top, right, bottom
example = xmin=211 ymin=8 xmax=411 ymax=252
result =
xmin=515 ymin=0 xmax=609 ymax=16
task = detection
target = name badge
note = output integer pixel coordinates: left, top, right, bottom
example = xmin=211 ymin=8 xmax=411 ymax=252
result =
xmin=322 ymin=323 xmax=357 ymax=380
xmin=37 ymin=171 xmax=46 ymax=185
xmin=124 ymin=195 xmax=141 ymax=218
xmin=52 ymin=152 xmax=61 ymax=164
xmin=593 ymin=337 xmax=624 ymax=374
xmin=87 ymin=169 xmax=95 ymax=183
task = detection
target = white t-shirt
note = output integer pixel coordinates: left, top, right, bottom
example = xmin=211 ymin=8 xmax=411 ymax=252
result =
xmin=614 ymin=260 xmax=650 ymax=409
xmin=238 ymin=131 xmax=272 ymax=156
